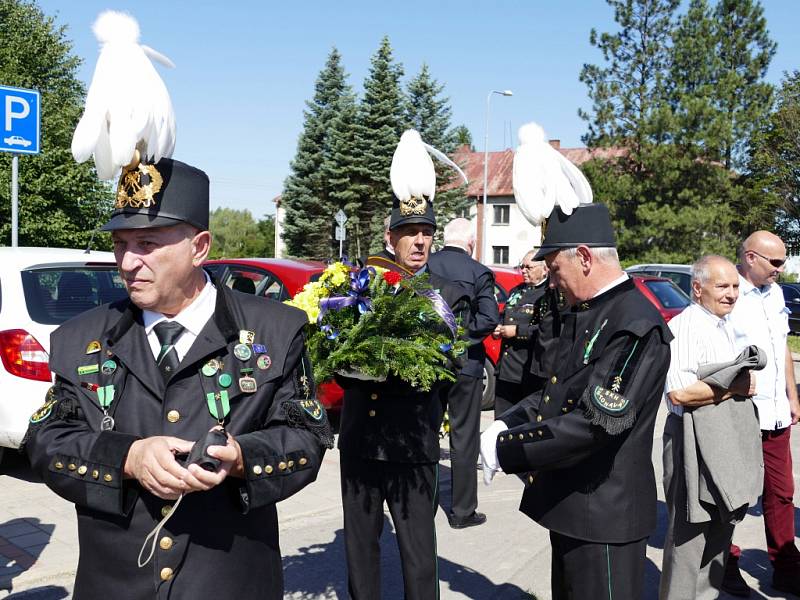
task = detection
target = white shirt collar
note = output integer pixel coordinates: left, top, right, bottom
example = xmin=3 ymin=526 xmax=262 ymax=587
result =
xmin=143 ymin=272 xmax=216 ymax=336
xmin=592 ymin=273 xmax=629 ymax=298
xmin=691 ymin=301 xmax=730 ymax=328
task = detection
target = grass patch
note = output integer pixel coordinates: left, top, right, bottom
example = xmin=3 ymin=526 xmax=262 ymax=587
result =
xmin=789 ymin=335 xmax=800 ymax=355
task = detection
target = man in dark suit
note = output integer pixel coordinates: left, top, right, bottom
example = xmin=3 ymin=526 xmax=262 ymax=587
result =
xmin=427 ymin=217 xmax=499 ymax=528
xmin=338 ymin=194 xmax=470 ymax=599
xmin=24 ymin=158 xmax=330 ymax=600
xmin=481 ymin=204 xmax=672 ymax=600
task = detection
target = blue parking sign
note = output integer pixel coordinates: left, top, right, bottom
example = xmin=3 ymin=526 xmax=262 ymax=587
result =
xmin=0 ymin=85 xmax=40 ymax=155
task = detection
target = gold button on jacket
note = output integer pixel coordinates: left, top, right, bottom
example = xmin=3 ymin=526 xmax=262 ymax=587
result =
xmin=166 ymin=410 xmax=180 ymax=423
xmin=160 ymin=567 xmax=173 ymax=581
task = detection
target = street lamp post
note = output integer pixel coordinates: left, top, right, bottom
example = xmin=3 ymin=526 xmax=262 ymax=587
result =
xmin=481 ymin=89 xmax=513 ymax=264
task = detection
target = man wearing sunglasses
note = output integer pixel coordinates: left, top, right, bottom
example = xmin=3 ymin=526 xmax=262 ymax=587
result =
xmin=722 ymin=230 xmax=800 ymax=597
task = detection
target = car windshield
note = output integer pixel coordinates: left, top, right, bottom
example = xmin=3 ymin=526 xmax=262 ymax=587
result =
xmin=644 ymin=280 xmax=690 ymax=310
xmin=21 ymin=265 xmax=128 ymax=325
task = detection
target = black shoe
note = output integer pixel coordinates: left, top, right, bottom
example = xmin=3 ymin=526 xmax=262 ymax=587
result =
xmin=447 ymin=511 xmax=487 ymax=529
xmin=721 ymin=556 xmax=751 ymax=597
xmin=773 ymin=570 xmax=800 ymax=596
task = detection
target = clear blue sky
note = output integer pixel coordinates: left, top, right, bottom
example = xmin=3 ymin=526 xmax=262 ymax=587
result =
xmin=36 ymin=0 xmax=799 ymax=217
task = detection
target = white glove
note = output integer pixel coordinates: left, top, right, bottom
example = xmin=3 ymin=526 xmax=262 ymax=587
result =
xmin=480 ymin=420 xmax=509 ymax=485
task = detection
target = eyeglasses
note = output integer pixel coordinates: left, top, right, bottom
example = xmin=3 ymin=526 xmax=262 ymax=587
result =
xmin=516 ymin=263 xmax=537 ymax=270
xmin=748 ymin=250 xmax=786 ymax=268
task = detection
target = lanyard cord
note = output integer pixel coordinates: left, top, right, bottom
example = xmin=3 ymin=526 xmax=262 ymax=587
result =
xmin=138 ymin=493 xmax=184 ymax=568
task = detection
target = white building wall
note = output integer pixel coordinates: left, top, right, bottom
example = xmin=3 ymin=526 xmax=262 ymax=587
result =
xmin=468 ymin=195 xmax=541 ymax=267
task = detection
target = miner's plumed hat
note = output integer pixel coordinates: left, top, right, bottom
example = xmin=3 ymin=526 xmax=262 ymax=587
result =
xmin=388 ymin=194 xmax=437 ymax=231
xmin=533 ymin=203 xmax=616 ymax=260
xmin=101 ymin=158 xmax=209 ymax=231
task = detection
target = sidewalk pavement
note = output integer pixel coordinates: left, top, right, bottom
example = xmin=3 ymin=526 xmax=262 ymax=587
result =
xmin=3 ymin=377 xmax=800 ymax=598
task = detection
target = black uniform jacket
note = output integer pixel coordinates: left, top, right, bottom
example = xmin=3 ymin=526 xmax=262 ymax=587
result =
xmin=496 ymin=279 xmax=672 ymax=543
xmin=427 ymin=246 xmax=499 ymax=377
xmin=24 ymin=284 xmax=328 ymax=600
xmin=338 ymin=272 xmax=470 ymax=464
xmin=497 ymin=281 xmax=548 ymax=384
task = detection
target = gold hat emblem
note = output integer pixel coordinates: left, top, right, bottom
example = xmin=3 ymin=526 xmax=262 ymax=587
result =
xmin=115 ymin=162 xmax=164 ymax=209
xmin=399 ymin=196 xmax=427 ymax=216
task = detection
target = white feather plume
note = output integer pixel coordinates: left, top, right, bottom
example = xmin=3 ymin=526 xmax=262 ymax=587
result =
xmin=512 ymin=122 xmax=593 ymax=226
xmin=390 ymin=130 xmax=469 ymax=201
xmin=71 ymin=11 xmax=175 ymax=180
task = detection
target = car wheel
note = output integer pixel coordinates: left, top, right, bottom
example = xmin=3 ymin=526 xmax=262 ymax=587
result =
xmin=0 ymin=446 xmax=5 ymax=467
xmin=481 ymin=359 xmax=496 ymax=410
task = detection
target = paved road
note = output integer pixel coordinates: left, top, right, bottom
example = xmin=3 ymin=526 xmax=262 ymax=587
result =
xmin=3 ymin=400 xmax=800 ymax=598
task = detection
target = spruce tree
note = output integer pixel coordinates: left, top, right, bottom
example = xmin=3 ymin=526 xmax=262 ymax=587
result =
xmin=0 ymin=0 xmax=113 ymax=248
xmin=578 ymin=0 xmax=679 ymax=152
xmin=351 ymin=37 xmax=405 ymax=254
xmin=404 ymin=64 xmax=469 ymax=243
xmin=281 ymin=48 xmax=352 ymax=257
xmin=748 ymin=71 xmax=800 ymax=250
xmin=713 ymin=0 xmax=776 ymax=170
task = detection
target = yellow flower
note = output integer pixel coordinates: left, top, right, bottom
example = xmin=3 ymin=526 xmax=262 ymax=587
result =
xmin=285 ymin=280 xmax=328 ymax=323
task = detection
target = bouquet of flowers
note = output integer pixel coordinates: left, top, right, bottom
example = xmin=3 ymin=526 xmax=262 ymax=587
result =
xmin=286 ymin=261 xmax=468 ymax=391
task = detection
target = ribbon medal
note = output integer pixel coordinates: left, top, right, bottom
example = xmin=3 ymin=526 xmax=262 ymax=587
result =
xmin=206 ymin=390 xmax=231 ymax=420
xmin=77 ymin=364 xmax=99 ymax=375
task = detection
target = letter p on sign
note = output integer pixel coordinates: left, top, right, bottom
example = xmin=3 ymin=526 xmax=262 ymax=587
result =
xmin=5 ymin=96 xmax=30 ymax=131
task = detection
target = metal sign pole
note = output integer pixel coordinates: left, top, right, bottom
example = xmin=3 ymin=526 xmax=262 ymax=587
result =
xmin=339 ymin=238 xmax=343 ymax=259
xmin=11 ymin=153 xmax=18 ymax=247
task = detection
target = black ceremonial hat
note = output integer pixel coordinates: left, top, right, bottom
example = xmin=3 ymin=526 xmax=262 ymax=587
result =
xmin=533 ymin=203 xmax=616 ymax=260
xmin=388 ymin=194 xmax=437 ymax=231
xmin=101 ymin=158 xmax=209 ymax=231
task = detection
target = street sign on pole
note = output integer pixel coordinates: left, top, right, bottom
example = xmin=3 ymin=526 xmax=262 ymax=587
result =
xmin=335 ymin=209 xmax=348 ymax=226
xmin=335 ymin=226 xmax=346 ymax=241
xmin=1 ymin=85 xmax=40 ymax=155
xmin=2 ymin=85 xmax=40 ymax=248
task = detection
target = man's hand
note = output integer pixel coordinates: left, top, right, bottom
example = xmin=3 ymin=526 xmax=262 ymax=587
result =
xmin=491 ymin=325 xmax=517 ymax=339
xmin=124 ymin=436 xmax=194 ymax=500
xmin=182 ymin=432 xmax=244 ymax=493
xmin=729 ymin=370 xmax=756 ymax=398
xmin=789 ymin=396 xmax=800 ymax=425
xmin=480 ymin=420 xmax=509 ymax=485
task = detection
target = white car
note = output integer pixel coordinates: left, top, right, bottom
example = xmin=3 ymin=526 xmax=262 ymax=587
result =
xmin=3 ymin=135 xmax=32 ymax=148
xmin=0 ymin=247 xmax=124 ymax=464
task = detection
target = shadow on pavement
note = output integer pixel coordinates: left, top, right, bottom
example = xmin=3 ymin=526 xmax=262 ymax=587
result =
xmin=5 ymin=585 xmax=69 ymax=599
xmin=282 ymin=519 xmax=529 ymax=599
xmin=0 ymin=517 xmax=55 ymax=596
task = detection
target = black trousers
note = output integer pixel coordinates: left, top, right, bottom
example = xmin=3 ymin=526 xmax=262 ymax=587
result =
xmin=494 ymin=379 xmax=524 ymax=418
xmin=442 ymin=372 xmax=482 ymax=518
xmin=550 ymin=531 xmax=647 ymax=600
xmin=340 ymin=455 xmax=439 ymax=600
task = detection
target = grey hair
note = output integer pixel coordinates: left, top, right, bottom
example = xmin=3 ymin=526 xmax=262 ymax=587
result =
xmin=560 ymin=246 xmax=619 ymax=265
xmin=443 ymin=218 xmax=475 ymax=245
xmin=691 ymin=254 xmax=735 ymax=286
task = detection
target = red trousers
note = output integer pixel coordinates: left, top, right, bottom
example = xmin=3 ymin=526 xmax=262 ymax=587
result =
xmin=731 ymin=427 xmax=800 ymax=572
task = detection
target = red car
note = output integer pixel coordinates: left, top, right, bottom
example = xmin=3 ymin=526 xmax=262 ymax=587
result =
xmin=630 ymin=274 xmax=690 ymax=323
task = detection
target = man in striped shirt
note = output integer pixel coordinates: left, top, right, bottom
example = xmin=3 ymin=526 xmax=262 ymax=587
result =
xmin=660 ymin=255 xmax=758 ymax=600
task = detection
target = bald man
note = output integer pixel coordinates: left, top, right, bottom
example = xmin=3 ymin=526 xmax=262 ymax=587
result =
xmin=722 ymin=231 xmax=800 ymax=596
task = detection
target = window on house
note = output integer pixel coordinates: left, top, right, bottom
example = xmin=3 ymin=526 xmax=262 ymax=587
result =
xmin=493 ymin=205 xmax=510 ymax=225
xmin=456 ymin=205 xmax=471 ymax=219
xmin=493 ymin=246 xmax=509 ymax=265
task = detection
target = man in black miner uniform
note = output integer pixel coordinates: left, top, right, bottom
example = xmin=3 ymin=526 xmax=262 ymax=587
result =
xmin=24 ymin=158 xmax=330 ymax=600
xmin=338 ymin=195 xmax=470 ymax=599
xmin=493 ymin=249 xmax=549 ymax=417
xmin=481 ymin=204 xmax=672 ymax=600
xmin=428 ymin=217 xmax=499 ymax=528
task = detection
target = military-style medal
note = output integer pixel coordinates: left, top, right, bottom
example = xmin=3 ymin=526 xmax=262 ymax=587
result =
xmin=257 ymin=355 xmax=272 ymax=370
xmin=239 ymin=376 xmax=257 ymax=393
xmin=96 ymin=385 xmax=116 ymax=431
xmin=239 ymin=330 xmax=255 ymax=345
xmin=218 ymin=373 xmax=233 ymax=388
xmin=233 ymin=344 xmax=252 ymax=361
xmin=206 ymin=390 xmax=230 ymax=421
xmin=85 ymin=340 xmax=101 ymax=354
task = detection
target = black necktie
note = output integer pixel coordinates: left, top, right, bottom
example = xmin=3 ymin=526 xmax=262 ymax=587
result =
xmin=154 ymin=321 xmax=185 ymax=381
